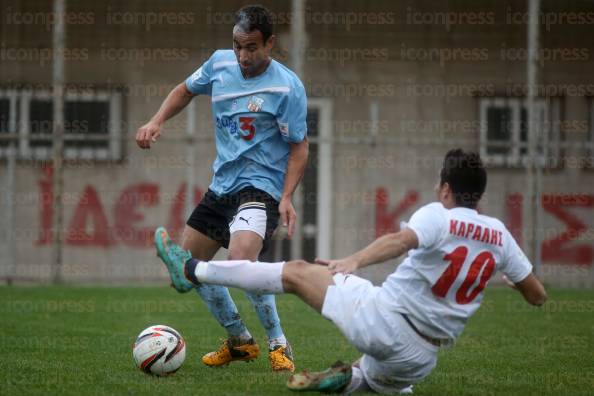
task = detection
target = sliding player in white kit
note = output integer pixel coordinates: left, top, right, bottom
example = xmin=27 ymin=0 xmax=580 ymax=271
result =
xmin=155 ymin=149 xmax=548 ymax=394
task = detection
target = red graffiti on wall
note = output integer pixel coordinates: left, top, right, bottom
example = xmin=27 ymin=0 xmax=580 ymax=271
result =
xmin=67 ymin=185 xmax=112 ymax=246
xmin=375 ymin=188 xmax=419 ymax=238
xmin=541 ymin=194 xmax=594 ymax=266
xmin=36 ymin=173 xmax=594 ymax=266
xmin=376 ymin=189 xmax=594 ymax=266
xmin=503 ymin=193 xmax=594 ymax=265
xmin=37 ymin=167 xmax=203 ymax=248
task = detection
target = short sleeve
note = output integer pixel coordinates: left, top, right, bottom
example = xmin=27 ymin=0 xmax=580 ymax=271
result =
xmin=276 ymin=80 xmax=307 ymax=143
xmin=185 ymin=52 xmax=216 ymax=96
xmin=405 ymin=203 xmax=448 ymax=249
xmin=500 ymin=229 xmax=533 ymax=283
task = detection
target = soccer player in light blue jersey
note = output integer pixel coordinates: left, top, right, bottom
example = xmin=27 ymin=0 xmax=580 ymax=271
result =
xmin=135 ymin=5 xmax=308 ymax=372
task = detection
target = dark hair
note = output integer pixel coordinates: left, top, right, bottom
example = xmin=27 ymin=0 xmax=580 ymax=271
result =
xmin=235 ymin=5 xmax=273 ymax=42
xmin=440 ymin=149 xmax=487 ymax=209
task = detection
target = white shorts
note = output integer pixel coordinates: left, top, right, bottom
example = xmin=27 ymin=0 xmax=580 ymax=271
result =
xmin=322 ymin=274 xmax=438 ymax=394
xmin=228 ymin=202 xmax=268 ymax=239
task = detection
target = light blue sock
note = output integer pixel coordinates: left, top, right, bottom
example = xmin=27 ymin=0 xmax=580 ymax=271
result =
xmin=195 ymin=284 xmax=249 ymax=338
xmin=245 ymin=292 xmax=284 ymax=342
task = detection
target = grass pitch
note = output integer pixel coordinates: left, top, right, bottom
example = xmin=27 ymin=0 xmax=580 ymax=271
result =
xmin=1 ymin=286 xmax=593 ymax=395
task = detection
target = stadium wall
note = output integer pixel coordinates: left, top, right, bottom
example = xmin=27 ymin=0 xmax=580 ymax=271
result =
xmin=1 ymin=0 xmax=593 ymax=287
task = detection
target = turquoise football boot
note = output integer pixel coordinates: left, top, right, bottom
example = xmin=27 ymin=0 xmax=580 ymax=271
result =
xmin=154 ymin=227 xmax=193 ymax=293
xmin=287 ymin=361 xmax=352 ymax=393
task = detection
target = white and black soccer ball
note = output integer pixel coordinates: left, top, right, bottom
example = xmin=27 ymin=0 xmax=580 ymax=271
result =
xmin=133 ymin=325 xmax=186 ymax=376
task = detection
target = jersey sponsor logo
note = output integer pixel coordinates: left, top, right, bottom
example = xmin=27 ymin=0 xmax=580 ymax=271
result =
xmin=215 ymin=116 xmax=256 ymax=141
xmin=449 ymin=219 xmax=503 ymax=247
xmin=247 ymin=95 xmax=264 ymax=112
xmin=216 ymin=116 xmax=239 ymax=137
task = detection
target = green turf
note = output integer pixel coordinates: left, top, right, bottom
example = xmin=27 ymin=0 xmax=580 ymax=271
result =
xmin=1 ymin=286 xmax=593 ymax=395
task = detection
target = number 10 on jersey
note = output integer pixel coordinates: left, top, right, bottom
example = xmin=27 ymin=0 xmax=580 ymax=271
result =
xmin=431 ymin=246 xmax=496 ymax=305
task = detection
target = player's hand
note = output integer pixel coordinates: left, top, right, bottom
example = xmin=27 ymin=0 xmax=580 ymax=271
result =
xmin=315 ymin=257 xmax=359 ymax=275
xmin=135 ymin=120 xmax=162 ymax=149
xmin=279 ymin=196 xmax=297 ymax=239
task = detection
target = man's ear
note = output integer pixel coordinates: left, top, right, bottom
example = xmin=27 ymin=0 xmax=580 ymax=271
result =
xmin=441 ymin=182 xmax=452 ymax=200
xmin=266 ymin=34 xmax=276 ymax=50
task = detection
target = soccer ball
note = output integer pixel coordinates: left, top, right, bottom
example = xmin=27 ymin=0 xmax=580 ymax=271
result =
xmin=133 ymin=325 xmax=186 ymax=376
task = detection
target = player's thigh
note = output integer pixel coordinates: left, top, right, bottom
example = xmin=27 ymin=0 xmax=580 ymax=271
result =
xmin=282 ymin=260 xmax=335 ymax=313
xmin=186 ymin=189 xmax=233 ymax=250
xmin=231 ymin=188 xmax=280 ymax=256
xmin=181 ymin=226 xmax=221 ymax=261
xmin=360 ymin=355 xmax=417 ymax=394
xmin=356 ymin=314 xmax=438 ymax=392
xmin=360 ymin=337 xmax=437 ymax=393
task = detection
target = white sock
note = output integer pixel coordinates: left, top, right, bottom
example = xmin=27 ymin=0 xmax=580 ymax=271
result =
xmin=193 ymin=260 xmax=285 ymax=294
xmin=343 ymin=366 xmax=370 ymax=394
xmin=268 ymin=334 xmax=287 ymax=349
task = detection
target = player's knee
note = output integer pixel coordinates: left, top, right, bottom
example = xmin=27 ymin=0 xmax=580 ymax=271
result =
xmin=282 ymin=260 xmax=309 ymax=291
xmin=228 ymin=250 xmax=247 ymax=260
xmin=227 ymin=243 xmax=253 ymax=260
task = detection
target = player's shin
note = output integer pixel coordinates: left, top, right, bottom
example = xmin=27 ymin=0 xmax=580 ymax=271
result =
xmin=195 ymin=284 xmax=251 ymax=340
xmin=245 ymin=293 xmax=283 ymax=338
xmin=184 ymin=259 xmax=285 ymax=294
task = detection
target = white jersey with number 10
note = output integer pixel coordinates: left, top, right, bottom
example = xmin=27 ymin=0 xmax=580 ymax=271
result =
xmin=378 ymin=202 xmax=533 ymax=342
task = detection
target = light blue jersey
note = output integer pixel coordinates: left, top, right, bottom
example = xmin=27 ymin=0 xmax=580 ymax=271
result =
xmin=185 ymin=50 xmax=307 ymax=201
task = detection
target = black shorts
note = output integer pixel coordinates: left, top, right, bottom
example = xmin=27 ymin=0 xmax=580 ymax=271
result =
xmin=186 ymin=187 xmax=280 ymax=253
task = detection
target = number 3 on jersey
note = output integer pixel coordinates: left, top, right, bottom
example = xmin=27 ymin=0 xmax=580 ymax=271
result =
xmin=239 ymin=117 xmax=256 ymax=141
xmin=431 ymin=246 xmax=496 ymax=304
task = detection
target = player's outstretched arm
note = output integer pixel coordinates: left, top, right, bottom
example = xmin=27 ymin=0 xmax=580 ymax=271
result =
xmin=316 ymin=228 xmax=419 ymax=275
xmin=506 ymin=273 xmax=547 ymax=306
xmin=135 ymin=83 xmax=195 ymax=149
